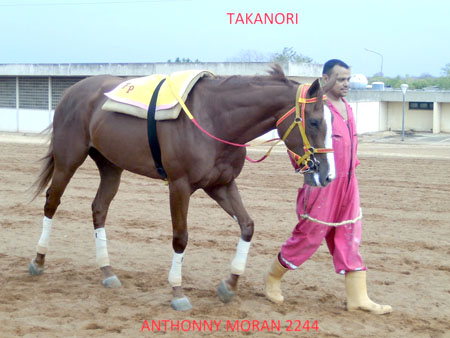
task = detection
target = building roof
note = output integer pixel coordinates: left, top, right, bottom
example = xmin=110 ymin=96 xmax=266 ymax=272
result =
xmin=0 ymin=62 xmax=323 ymax=77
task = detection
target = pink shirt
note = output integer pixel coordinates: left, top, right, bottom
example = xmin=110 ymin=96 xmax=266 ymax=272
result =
xmin=293 ymin=99 xmax=361 ymax=225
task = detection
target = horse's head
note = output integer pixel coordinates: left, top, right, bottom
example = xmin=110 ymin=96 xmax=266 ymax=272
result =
xmin=276 ymin=79 xmax=336 ymax=187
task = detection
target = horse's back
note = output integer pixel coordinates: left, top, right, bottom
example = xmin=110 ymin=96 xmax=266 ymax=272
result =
xmin=49 ymin=73 xmax=245 ymax=182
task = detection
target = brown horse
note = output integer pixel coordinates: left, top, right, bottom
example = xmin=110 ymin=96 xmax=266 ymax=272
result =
xmin=29 ymin=65 xmax=335 ymax=311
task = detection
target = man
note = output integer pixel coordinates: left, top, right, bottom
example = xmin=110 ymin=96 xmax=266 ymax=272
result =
xmin=264 ymin=59 xmax=392 ymax=315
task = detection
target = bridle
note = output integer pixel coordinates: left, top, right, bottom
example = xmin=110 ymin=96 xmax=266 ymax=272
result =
xmin=276 ymin=84 xmax=334 ymax=173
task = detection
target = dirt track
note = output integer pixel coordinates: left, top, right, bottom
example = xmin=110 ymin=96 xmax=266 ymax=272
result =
xmin=0 ymin=138 xmax=449 ymax=337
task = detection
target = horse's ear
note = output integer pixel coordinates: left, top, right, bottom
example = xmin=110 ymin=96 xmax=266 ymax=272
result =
xmin=307 ymin=79 xmax=321 ymax=98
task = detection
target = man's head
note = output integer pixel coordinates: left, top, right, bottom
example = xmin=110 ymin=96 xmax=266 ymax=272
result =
xmin=322 ymin=59 xmax=351 ymax=99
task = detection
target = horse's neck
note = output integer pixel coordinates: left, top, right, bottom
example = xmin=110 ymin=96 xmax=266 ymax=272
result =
xmin=214 ymin=85 xmax=295 ymax=144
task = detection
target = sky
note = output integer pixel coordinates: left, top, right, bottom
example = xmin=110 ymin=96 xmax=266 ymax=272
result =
xmin=0 ymin=0 xmax=448 ymax=77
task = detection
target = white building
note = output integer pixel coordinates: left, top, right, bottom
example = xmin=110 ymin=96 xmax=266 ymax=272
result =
xmin=1 ymin=62 xmax=449 ymax=134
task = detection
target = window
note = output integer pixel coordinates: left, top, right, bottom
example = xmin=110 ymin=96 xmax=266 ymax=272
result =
xmin=51 ymin=77 xmax=85 ymax=109
xmin=19 ymin=77 xmax=48 ymax=109
xmin=409 ymin=102 xmax=433 ymax=110
xmin=0 ymin=77 xmax=16 ymax=108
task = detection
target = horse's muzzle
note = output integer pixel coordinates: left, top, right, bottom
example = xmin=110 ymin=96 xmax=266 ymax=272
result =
xmin=304 ymin=158 xmax=335 ymax=187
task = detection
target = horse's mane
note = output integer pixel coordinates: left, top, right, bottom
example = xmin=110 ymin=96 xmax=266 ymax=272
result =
xmin=214 ymin=64 xmax=297 ymax=87
xmin=266 ymin=64 xmax=291 ymax=84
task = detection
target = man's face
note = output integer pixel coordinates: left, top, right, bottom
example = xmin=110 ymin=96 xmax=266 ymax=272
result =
xmin=323 ymin=65 xmax=351 ymax=98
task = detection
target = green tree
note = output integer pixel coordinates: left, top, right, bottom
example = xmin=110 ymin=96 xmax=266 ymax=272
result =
xmin=441 ymin=63 xmax=450 ymax=77
xmin=270 ymin=47 xmax=313 ymax=63
xmin=226 ymin=49 xmax=269 ymax=62
xmin=167 ymin=57 xmax=200 ymax=63
xmin=368 ymin=74 xmax=450 ymax=90
xmin=227 ymin=47 xmax=313 ymax=63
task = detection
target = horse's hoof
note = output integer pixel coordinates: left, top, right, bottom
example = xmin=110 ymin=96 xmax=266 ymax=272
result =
xmin=217 ymin=279 xmax=235 ymax=303
xmin=29 ymin=260 xmax=44 ymax=276
xmin=171 ymin=297 xmax=192 ymax=311
xmin=102 ymin=275 xmax=122 ymax=288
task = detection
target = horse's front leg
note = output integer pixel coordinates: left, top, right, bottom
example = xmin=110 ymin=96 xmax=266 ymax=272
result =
xmin=168 ymin=179 xmax=192 ymax=311
xmin=205 ymin=180 xmax=254 ymax=303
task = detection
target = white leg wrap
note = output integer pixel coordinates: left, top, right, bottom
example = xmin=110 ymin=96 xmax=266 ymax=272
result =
xmin=231 ymin=238 xmax=251 ymax=275
xmin=168 ymin=252 xmax=185 ymax=287
xmin=36 ymin=216 xmax=52 ymax=254
xmin=94 ymin=228 xmax=110 ymax=268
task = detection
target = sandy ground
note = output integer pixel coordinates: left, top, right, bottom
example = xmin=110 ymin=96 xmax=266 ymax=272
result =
xmin=0 ymin=134 xmax=449 ymax=337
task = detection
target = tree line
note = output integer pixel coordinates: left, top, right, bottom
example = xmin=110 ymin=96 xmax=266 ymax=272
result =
xmin=369 ymin=68 xmax=450 ymax=90
xmin=168 ymin=47 xmax=312 ymax=64
xmin=168 ymin=49 xmax=450 ymax=90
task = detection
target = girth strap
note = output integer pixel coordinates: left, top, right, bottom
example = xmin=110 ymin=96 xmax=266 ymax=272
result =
xmin=147 ymin=78 xmax=167 ymax=180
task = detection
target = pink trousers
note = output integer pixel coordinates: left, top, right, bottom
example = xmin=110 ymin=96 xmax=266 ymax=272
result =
xmin=280 ymin=219 xmax=366 ymax=274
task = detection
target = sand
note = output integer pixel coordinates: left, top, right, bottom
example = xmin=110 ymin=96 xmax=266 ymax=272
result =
xmin=0 ymin=137 xmax=449 ymax=337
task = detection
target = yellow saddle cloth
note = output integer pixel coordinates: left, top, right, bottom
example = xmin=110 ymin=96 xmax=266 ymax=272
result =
xmin=102 ymin=70 xmax=214 ymax=120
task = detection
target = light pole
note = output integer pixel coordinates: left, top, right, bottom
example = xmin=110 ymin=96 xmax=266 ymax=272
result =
xmin=364 ymin=48 xmax=384 ymax=76
xmin=400 ymin=84 xmax=408 ymax=141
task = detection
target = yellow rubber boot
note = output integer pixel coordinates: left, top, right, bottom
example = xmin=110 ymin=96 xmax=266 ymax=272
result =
xmin=264 ymin=256 xmax=288 ymax=304
xmin=345 ymin=271 xmax=393 ymax=314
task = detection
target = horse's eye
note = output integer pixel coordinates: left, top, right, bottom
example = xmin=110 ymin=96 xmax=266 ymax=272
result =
xmin=308 ymin=119 xmax=320 ymax=128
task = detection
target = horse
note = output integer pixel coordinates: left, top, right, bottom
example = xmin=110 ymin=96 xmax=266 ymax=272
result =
xmin=28 ymin=65 xmax=336 ymax=311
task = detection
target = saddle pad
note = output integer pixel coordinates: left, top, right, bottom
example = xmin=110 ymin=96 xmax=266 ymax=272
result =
xmin=102 ymin=70 xmax=214 ymax=120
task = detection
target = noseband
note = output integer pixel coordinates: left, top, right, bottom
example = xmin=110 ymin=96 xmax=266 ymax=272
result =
xmin=276 ymin=84 xmax=334 ymax=174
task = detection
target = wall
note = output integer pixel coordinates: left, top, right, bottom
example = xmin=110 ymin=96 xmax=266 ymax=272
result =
xmin=387 ymin=102 xmax=433 ymax=132
xmin=379 ymin=101 xmax=388 ymax=131
xmin=0 ymin=108 xmax=17 ymax=132
xmin=441 ymin=103 xmax=450 ymax=132
xmin=0 ymin=62 xmax=324 ymax=134
xmin=347 ymin=90 xmax=450 ymax=134
xmin=0 ymin=108 xmax=53 ymax=133
xmin=18 ymin=109 xmax=53 ymax=133
xmin=0 ymin=62 xmax=323 ymax=79
xmin=2 ymin=63 xmax=450 ymax=135
xmin=2 ymin=96 xmax=449 ymax=135
xmin=348 ymin=101 xmax=380 ymax=134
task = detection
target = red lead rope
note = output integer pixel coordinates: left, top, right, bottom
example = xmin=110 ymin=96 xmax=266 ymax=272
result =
xmin=190 ymin=118 xmax=279 ymax=163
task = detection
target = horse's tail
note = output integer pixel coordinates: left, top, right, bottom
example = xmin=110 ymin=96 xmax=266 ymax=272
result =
xmin=30 ymin=124 xmax=55 ymax=201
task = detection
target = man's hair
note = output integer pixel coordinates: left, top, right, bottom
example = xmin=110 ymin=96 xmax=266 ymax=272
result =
xmin=322 ymin=59 xmax=350 ymax=75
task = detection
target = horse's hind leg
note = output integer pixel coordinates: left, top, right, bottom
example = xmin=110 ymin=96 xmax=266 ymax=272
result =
xmin=89 ymin=148 xmax=123 ymax=288
xmin=30 ymin=150 xmax=89 ymax=275
xmin=204 ymin=180 xmax=254 ymax=303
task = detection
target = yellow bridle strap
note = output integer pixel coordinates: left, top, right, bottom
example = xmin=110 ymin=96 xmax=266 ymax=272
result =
xmin=298 ymin=98 xmax=320 ymax=104
xmin=276 ymin=107 xmax=295 ymax=125
xmin=165 ymin=77 xmax=195 ymax=120
xmin=277 ymin=84 xmax=333 ymax=171
xmin=288 ymin=148 xmax=312 ymax=168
